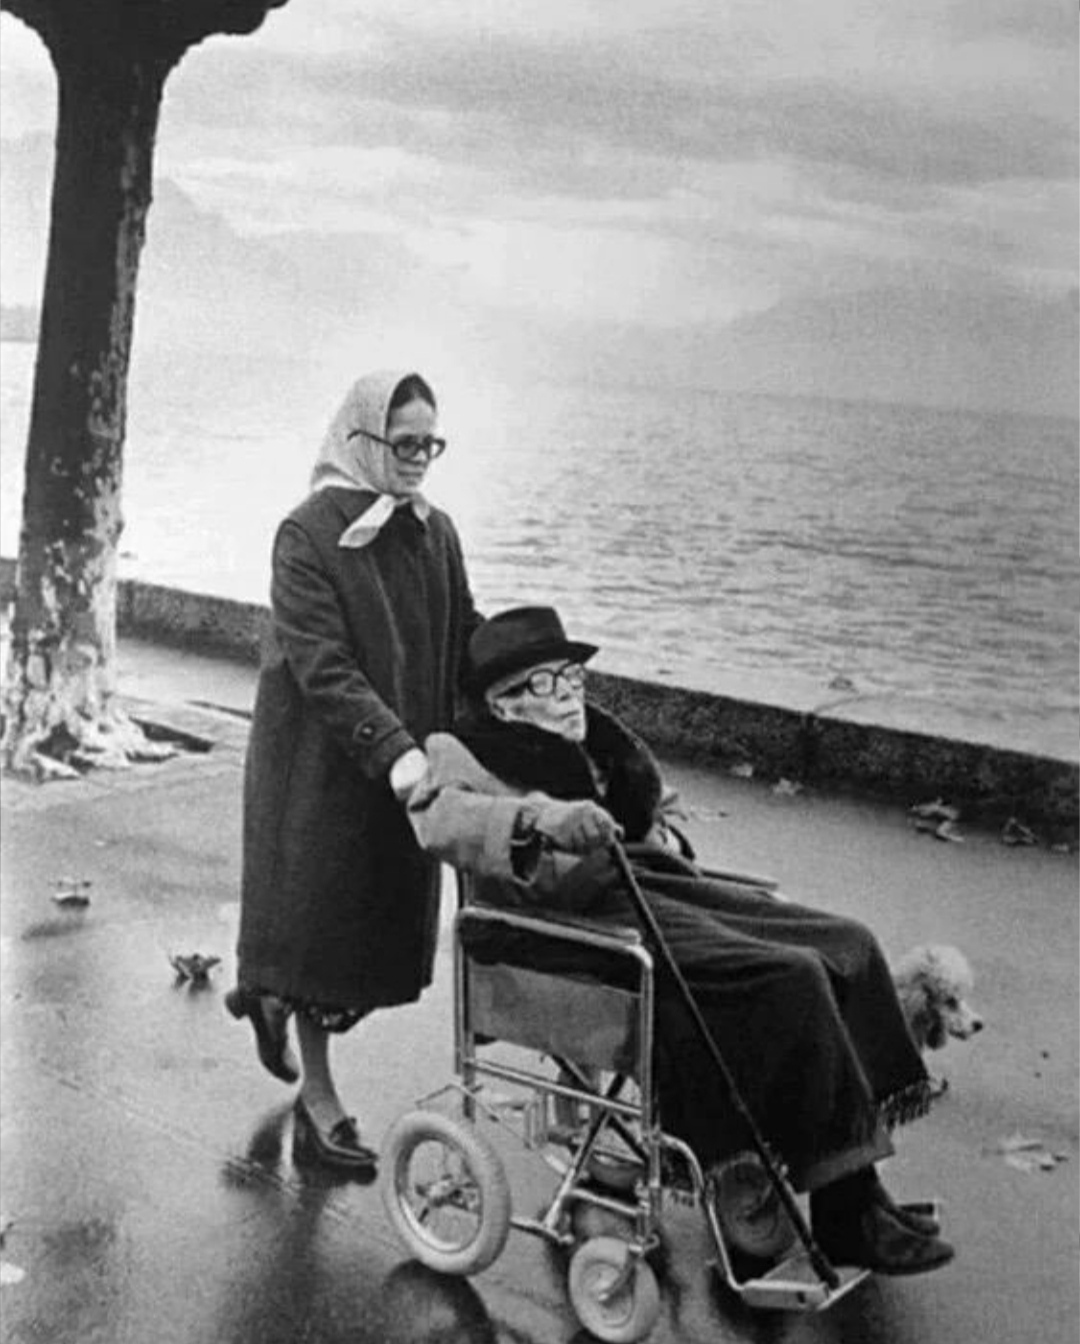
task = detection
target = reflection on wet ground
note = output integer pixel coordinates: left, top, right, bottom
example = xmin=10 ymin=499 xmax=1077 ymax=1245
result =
xmin=220 ymin=1103 xmax=377 ymax=1194
xmin=212 ymin=1106 xmax=502 ymax=1344
xmin=374 ymin=1260 xmax=499 ymax=1344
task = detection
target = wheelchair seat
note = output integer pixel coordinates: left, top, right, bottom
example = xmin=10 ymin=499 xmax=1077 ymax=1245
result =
xmin=457 ymin=899 xmax=650 ymax=1078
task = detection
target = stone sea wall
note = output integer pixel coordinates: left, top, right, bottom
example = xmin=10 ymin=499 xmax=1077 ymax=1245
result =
xmin=1 ymin=561 xmax=1075 ymax=838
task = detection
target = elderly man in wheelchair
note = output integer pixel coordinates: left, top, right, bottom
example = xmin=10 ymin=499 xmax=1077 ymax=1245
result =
xmin=390 ymin=605 xmax=953 ymax=1331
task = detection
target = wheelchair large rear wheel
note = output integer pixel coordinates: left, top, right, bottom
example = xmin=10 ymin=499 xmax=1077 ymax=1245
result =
xmin=381 ymin=1110 xmax=512 ymax=1276
xmin=567 ymin=1236 xmax=661 ymax=1343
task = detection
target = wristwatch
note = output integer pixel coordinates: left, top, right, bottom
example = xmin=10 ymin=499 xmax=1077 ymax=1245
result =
xmin=510 ymin=804 xmax=543 ymax=879
xmin=511 ymin=805 xmax=539 ymax=843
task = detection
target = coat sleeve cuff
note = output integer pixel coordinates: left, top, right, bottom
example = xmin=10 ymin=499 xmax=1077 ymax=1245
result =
xmin=351 ymin=721 xmax=417 ymax=781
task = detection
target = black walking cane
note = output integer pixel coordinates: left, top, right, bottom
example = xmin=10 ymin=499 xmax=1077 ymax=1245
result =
xmin=609 ymin=842 xmax=841 ymax=1290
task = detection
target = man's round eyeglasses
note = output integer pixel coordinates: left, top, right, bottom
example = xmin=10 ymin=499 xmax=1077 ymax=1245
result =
xmin=348 ymin=427 xmax=448 ymax=463
xmin=501 ymin=662 xmax=587 ymax=698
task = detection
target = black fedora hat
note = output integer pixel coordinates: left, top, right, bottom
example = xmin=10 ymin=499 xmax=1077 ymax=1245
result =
xmin=466 ymin=607 xmax=598 ymax=692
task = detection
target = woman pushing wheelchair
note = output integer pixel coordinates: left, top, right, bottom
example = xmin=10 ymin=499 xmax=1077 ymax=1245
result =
xmin=403 ymin=605 xmax=955 ymax=1277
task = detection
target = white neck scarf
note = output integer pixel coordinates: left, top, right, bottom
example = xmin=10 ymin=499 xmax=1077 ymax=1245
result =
xmin=310 ymin=368 xmax=432 ymax=548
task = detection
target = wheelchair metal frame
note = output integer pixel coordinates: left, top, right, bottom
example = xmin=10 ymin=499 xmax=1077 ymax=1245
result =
xmin=448 ymin=870 xmax=869 ymax=1314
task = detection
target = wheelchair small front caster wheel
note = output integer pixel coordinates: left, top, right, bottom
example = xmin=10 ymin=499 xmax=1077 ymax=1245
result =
xmin=567 ymin=1236 xmax=661 ymax=1343
xmin=710 ymin=1152 xmax=796 ymax=1261
xmin=381 ymin=1110 xmax=511 ymax=1275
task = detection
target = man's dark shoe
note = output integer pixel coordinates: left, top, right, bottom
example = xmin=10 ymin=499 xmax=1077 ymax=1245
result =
xmin=870 ymin=1174 xmax=942 ymax=1237
xmin=225 ymin=987 xmax=300 ymax=1084
xmin=813 ymin=1201 xmax=955 ymax=1276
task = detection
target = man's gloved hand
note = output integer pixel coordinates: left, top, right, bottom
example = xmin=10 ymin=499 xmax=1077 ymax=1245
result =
xmin=389 ymin=747 xmax=429 ymax=802
xmin=534 ymin=799 xmax=622 ymax=853
xmin=553 ymin=848 xmax=624 ymax=913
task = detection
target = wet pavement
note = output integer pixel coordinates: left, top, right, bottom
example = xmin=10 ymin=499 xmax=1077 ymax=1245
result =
xmin=0 ymin=639 xmax=1077 ymax=1344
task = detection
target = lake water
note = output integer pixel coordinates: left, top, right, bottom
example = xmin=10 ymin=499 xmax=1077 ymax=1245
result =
xmin=2 ymin=340 xmax=1077 ymax=758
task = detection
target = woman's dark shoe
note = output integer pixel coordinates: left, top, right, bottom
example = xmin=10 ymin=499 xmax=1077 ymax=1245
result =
xmin=813 ymin=1201 xmax=955 ymax=1276
xmin=225 ymin=987 xmax=300 ymax=1084
xmin=292 ymin=1096 xmax=377 ymax=1172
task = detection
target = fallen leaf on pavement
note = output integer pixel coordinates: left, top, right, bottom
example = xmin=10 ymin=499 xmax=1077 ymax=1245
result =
xmin=909 ymin=798 xmax=960 ymax=822
xmin=992 ymin=1132 xmax=1069 ymax=1174
xmin=998 ymin=1132 xmax=1043 ymax=1152
xmin=52 ymin=879 xmax=92 ymax=908
xmin=1001 ymin=816 xmax=1037 ymax=847
xmin=1004 ymin=1153 xmax=1041 ymax=1173
xmin=772 ymin=778 xmax=803 ymax=796
xmin=169 ymin=953 xmax=222 ymax=983
xmin=913 ymin=818 xmax=964 ymax=842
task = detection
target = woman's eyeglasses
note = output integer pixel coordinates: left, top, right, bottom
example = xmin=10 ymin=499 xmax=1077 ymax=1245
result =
xmin=348 ymin=427 xmax=448 ymax=463
xmin=501 ymin=663 xmax=587 ymax=698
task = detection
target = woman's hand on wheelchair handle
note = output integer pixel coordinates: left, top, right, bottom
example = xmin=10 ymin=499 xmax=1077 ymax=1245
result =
xmin=389 ymin=747 xmax=429 ymax=802
xmin=534 ymin=800 xmax=622 ymax=854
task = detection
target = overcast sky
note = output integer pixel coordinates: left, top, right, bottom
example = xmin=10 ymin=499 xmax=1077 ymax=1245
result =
xmin=1 ymin=0 xmax=1076 ymax=405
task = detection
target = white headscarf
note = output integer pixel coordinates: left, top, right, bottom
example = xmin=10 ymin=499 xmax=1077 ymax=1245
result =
xmin=311 ymin=368 xmax=433 ymax=548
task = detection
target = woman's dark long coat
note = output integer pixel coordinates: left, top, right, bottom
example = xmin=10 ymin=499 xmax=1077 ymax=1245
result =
xmin=238 ymin=487 xmax=478 ymax=1016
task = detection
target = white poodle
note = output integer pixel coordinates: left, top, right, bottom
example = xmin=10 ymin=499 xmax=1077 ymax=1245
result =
xmin=892 ymin=944 xmax=984 ymax=1052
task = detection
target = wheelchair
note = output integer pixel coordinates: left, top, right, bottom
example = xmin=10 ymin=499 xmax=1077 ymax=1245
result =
xmin=381 ymin=847 xmax=871 ymax=1342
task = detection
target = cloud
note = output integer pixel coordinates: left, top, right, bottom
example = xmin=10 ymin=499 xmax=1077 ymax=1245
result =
xmin=1 ymin=1 xmax=1075 ymax=413
xmin=66 ymin=0 xmax=1058 ymax=210
xmin=159 ymin=23 xmax=1072 ymax=189
xmin=173 ymin=144 xmax=464 ymax=235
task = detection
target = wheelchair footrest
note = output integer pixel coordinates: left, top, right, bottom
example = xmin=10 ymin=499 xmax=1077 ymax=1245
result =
xmin=734 ymin=1251 xmax=868 ymax=1312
